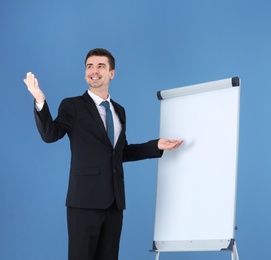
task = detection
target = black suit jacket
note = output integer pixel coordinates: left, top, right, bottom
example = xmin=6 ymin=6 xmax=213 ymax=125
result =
xmin=34 ymin=91 xmax=162 ymax=210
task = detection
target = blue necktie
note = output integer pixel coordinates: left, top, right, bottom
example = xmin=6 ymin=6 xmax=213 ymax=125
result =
xmin=101 ymin=101 xmax=114 ymax=146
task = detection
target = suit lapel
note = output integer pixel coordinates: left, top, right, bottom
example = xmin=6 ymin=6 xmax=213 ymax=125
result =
xmin=81 ymin=92 xmax=126 ymax=147
xmin=111 ymin=99 xmax=125 ymax=125
xmin=111 ymin=99 xmax=126 ymax=147
xmin=82 ymin=91 xmax=108 ymax=140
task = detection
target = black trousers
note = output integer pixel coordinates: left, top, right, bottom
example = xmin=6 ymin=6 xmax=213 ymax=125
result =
xmin=67 ymin=203 xmax=123 ymax=260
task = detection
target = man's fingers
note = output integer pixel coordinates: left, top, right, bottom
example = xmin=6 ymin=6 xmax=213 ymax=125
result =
xmin=168 ymin=140 xmax=184 ymax=150
xmin=176 ymin=140 xmax=184 ymax=147
xmin=24 ymin=72 xmax=38 ymax=90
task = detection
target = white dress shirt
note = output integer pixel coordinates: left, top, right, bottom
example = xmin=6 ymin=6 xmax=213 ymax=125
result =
xmin=87 ymin=90 xmax=121 ymax=147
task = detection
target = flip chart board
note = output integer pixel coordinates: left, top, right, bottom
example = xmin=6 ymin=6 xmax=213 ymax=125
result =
xmin=152 ymin=77 xmax=240 ymax=254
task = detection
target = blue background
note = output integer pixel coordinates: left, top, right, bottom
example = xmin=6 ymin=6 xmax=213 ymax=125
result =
xmin=1 ymin=0 xmax=270 ymax=259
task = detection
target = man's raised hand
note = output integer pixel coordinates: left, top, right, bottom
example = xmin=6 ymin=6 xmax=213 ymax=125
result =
xmin=24 ymin=72 xmax=45 ymax=104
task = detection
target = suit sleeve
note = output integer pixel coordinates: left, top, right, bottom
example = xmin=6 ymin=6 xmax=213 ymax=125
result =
xmin=122 ymin=139 xmax=163 ymax=162
xmin=34 ymin=99 xmax=74 ymax=143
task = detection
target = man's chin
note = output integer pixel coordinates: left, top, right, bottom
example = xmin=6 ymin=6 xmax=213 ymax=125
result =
xmin=90 ymin=83 xmax=101 ymax=88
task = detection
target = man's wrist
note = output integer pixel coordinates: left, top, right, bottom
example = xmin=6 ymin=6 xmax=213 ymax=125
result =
xmin=35 ymin=98 xmax=45 ymax=104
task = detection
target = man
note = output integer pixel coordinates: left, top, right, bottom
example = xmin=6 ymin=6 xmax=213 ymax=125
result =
xmin=23 ymin=48 xmax=183 ymax=260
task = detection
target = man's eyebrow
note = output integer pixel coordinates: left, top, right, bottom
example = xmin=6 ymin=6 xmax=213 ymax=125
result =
xmin=86 ymin=63 xmax=106 ymax=67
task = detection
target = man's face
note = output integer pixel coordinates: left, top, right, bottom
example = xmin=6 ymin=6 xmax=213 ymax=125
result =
xmin=85 ymin=55 xmax=115 ymax=90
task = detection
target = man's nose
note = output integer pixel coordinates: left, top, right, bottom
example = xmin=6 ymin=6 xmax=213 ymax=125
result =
xmin=92 ymin=66 xmax=99 ymax=74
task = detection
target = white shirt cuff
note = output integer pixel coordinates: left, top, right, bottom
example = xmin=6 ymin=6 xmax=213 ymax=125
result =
xmin=35 ymin=101 xmax=44 ymax=111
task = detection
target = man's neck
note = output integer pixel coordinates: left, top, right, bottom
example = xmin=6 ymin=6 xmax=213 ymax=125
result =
xmin=89 ymin=88 xmax=109 ymax=100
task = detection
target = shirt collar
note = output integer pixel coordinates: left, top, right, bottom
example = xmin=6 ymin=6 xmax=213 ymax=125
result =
xmin=88 ymin=90 xmax=111 ymax=105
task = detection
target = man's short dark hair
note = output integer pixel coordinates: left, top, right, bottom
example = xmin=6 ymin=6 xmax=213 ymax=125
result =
xmin=85 ymin=48 xmax=115 ymax=71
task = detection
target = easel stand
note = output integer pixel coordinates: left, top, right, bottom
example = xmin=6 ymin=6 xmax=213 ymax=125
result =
xmin=152 ymin=78 xmax=241 ymax=260
xmin=232 ymin=242 xmax=239 ymax=260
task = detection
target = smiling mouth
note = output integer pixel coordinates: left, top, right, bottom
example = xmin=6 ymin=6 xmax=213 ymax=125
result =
xmin=90 ymin=75 xmax=101 ymax=80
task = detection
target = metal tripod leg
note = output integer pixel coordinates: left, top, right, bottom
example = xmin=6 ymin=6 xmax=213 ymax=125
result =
xmin=231 ymin=242 xmax=239 ymax=260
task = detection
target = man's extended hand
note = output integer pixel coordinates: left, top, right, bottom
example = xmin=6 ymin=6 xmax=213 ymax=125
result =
xmin=23 ymin=72 xmax=45 ymax=103
xmin=158 ymin=138 xmax=184 ymax=151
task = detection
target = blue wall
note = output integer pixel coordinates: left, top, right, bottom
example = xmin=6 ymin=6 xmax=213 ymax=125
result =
xmin=1 ymin=0 xmax=270 ymax=259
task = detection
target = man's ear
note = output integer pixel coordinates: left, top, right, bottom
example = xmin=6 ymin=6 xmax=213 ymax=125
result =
xmin=110 ymin=70 xmax=115 ymax=80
